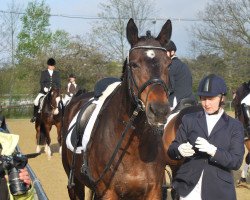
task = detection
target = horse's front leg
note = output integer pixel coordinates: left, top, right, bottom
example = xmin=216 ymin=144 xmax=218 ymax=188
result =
xmin=35 ymin=123 xmax=41 ymax=153
xmin=98 ymin=189 xmax=119 ymax=200
xmin=55 ymin=122 xmax=62 ymax=154
xmin=44 ymin=124 xmax=52 ymax=159
xmin=145 ymin=186 xmax=162 ymax=200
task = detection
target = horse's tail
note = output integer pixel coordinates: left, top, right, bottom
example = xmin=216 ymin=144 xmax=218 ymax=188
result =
xmin=38 ymin=121 xmax=47 ymax=145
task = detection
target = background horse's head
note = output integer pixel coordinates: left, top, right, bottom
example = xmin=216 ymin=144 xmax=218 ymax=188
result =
xmin=124 ymin=18 xmax=172 ymax=127
xmin=49 ymin=87 xmax=61 ymax=115
xmin=233 ymin=82 xmax=250 ymax=120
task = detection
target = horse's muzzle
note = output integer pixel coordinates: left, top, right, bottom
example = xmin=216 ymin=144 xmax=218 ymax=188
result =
xmin=146 ymin=102 xmax=171 ymax=127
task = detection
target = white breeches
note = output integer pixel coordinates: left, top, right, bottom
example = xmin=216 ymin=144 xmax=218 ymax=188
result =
xmin=180 ymin=171 xmax=203 ymax=200
xmin=34 ymin=93 xmax=45 ymax=106
xmin=241 ymin=93 xmax=250 ymax=105
xmin=63 ymin=94 xmax=72 ymax=106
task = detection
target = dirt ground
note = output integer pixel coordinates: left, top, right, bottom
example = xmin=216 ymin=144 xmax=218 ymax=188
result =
xmin=6 ymin=118 xmax=250 ymax=200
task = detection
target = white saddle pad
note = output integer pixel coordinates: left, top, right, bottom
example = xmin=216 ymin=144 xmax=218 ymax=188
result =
xmin=66 ymin=81 xmax=121 ymax=153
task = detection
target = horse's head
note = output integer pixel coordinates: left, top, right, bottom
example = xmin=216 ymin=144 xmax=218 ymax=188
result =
xmin=49 ymin=87 xmax=61 ymax=115
xmin=124 ymin=18 xmax=172 ymax=127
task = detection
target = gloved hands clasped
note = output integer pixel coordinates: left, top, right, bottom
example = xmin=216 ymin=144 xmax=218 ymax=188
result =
xmin=195 ymin=137 xmax=217 ymax=157
xmin=178 ymin=142 xmax=195 ymax=157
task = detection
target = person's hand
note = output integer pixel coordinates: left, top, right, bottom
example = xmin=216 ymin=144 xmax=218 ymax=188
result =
xmin=19 ymin=168 xmax=32 ymax=189
xmin=70 ymin=93 xmax=73 ymax=97
xmin=178 ymin=142 xmax=195 ymax=157
xmin=195 ymin=137 xmax=217 ymax=157
xmin=44 ymin=87 xmax=49 ymax=92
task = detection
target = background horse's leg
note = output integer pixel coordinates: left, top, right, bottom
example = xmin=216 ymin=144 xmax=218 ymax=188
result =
xmin=55 ymin=122 xmax=62 ymax=154
xmin=35 ymin=121 xmax=41 ymax=153
xmin=44 ymin=123 xmax=52 ymax=159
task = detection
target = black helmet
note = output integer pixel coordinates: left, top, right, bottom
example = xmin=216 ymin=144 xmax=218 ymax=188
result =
xmin=165 ymin=40 xmax=177 ymax=52
xmin=47 ymin=58 xmax=56 ymax=66
xmin=69 ymin=74 xmax=76 ymax=79
xmin=197 ymin=74 xmax=227 ymax=97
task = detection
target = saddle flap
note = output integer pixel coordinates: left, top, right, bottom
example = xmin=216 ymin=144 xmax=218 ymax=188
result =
xmin=71 ymin=103 xmax=97 ymax=148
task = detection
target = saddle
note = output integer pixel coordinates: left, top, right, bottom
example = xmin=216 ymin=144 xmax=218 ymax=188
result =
xmin=171 ymin=98 xmax=197 ymax=114
xmin=68 ymin=77 xmax=121 ymax=153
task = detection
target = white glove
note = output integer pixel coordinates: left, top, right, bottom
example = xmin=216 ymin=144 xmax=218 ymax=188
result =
xmin=195 ymin=137 xmax=217 ymax=157
xmin=44 ymin=87 xmax=49 ymax=92
xmin=70 ymin=93 xmax=73 ymax=97
xmin=178 ymin=142 xmax=195 ymax=157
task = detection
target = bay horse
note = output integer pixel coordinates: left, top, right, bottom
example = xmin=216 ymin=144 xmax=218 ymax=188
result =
xmin=232 ymin=82 xmax=250 ymax=184
xmin=35 ymin=87 xmax=63 ymax=158
xmin=62 ymin=18 xmax=173 ymax=199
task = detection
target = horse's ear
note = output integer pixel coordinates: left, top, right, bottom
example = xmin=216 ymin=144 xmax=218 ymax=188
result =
xmin=156 ymin=19 xmax=172 ymax=47
xmin=126 ymin=18 xmax=139 ymax=46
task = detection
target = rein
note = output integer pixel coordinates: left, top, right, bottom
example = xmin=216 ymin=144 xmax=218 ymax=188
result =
xmin=127 ymin=45 xmax=171 ymax=110
xmin=84 ymin=104 xmax=143 ymax=187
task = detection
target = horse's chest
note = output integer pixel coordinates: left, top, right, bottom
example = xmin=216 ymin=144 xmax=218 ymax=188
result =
xmin=113 ymin=170 xmax=153 ymax=196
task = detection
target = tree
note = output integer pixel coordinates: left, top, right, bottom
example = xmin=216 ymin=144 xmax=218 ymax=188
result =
xmin=0 ymin=0 xmax=23 ymax=103
xmin=190 ymin=0 xmax=250 ymax=93
xmin=90 ymin=0 xmax=156 ymax=62
xmin=17 ymin=0 xmax=51 ymax=62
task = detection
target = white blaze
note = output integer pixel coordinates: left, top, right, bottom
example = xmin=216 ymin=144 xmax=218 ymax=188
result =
xmin=146 ymin=50 xmax=155 ymax=58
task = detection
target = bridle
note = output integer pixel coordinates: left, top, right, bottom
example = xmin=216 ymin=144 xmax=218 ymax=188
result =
xmin=126 ymin=45 xmax=171 ymax=111
xmin=49 ymin=90 xmax=62 ymax=114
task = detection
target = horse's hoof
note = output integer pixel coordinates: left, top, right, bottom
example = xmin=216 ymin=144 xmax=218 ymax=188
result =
xmin=238 ymin=177 xmax=247 ymax=184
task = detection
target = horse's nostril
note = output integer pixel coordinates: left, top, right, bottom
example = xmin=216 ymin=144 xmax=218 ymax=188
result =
xmin=149 ymin=103 xmax=170 ymax=116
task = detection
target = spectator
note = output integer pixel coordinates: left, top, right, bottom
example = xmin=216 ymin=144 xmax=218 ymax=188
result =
xmin=167 ymin=74 xmax=245 ymax=200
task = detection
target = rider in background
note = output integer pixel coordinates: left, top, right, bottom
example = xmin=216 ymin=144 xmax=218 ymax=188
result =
xmin=30 ymin=58 xmax=61 ymax=123
xmin=165 ymin=41 xmax=196 ymax=110
xmin=63 ymin=74 xmax=79 ymax=106
xmin=168 ymin=74 xmax=244 ymax=200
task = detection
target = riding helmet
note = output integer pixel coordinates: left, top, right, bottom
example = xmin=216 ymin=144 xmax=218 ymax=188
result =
xmin=165 ymin=40 xmax=177 ymax=52
xmin=47 ymin=58 xmax=56 ymax=66
xmin=69 ymin=74 xmax=76 ymax=79
xmin=197 ymin=74 xmax=227 ymax=97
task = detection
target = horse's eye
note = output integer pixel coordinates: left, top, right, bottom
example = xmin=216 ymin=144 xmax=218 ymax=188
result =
xmin=129 ymin=62 xmax=139 ymax=68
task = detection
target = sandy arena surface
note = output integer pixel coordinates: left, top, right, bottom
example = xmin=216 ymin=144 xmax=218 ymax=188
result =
xmin=6 ymin=118 xmax=250 ymax=200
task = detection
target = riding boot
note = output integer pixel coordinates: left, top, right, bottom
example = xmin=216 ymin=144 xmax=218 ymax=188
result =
xmin=242 ymin=103 xmax=250 ymax=137
xmin=30 ymin=105 xmax=39 ymax=123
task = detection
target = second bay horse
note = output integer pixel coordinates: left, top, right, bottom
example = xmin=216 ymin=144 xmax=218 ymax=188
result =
xmin=35 ymin=87 xmax=63 ymax=158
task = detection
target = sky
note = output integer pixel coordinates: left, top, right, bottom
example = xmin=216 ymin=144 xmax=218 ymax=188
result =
xmin=1 ymin=0 xmax=211 ymax=57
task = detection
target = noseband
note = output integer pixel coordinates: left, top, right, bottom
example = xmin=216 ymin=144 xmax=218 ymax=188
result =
xmin=127 ymin=45 xmax=171 ymax=110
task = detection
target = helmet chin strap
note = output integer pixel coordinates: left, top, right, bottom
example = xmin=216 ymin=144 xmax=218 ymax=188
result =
xmin=208 ymin=95 xmax=223 ymax=115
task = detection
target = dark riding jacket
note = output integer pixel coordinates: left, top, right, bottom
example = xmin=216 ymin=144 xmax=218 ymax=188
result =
xmin=39 ymin=70 xmax=61 ymax=93
xmin=168 ymin=110 xmax=244 ymax=200
xmin=168 ymin=57 xmax=195 ymax=106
